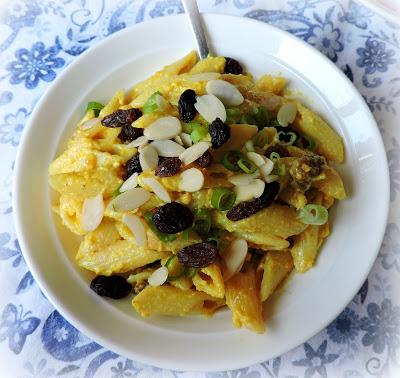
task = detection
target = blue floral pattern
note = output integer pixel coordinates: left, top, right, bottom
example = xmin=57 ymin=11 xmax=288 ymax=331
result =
xmin=0 ymin=0 xmax=399 ymax=377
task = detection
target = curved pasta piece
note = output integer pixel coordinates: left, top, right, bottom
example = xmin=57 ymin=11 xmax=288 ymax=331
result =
xmin=57 ymin=194 xmax=85 ymax=235
xmin=193 ymin=263 xmax=225 ymax=298
xmin=99 ymin=89 xmax=125 ymax=117
xmin=233 ymin=231 xmax=289 ymax=251
xmin=293 ymin=104 xmax=344 ymax=163
xmin=189 ymin=56 xmax=226 ymax=74
xmin=312 ymin=166 xmax=347 ymax=200
xmin=214 ymin=203 xmax=307 ymax=239
xmin=259 ymin=250 xmax=293 ymax=302
xmin=225 ymin=268 xmax=265 ymax=334
xmin=253 ymin=75 xmax=287 ymax=95
xmin=132 ymin=285 xmax=224 ymax=317
xmin=290 ymin=225 xmax=320 ymax=273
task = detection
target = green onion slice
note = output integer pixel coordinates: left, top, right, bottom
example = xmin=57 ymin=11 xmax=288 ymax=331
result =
xmin=277 ymin=163 xmax=286 ymax=176
xmin=181 ymin=228 xmax=190 ymax=241
xmin=211 ymin=188 xmax=236 ymax=211
xmin=186 ymin=268 xmax=198 ymax=278
xmin=144 ymin=212 xmax=176 ymax=242
xmin=86 ymin=101 xmax=104 ymax=116
xmin=297 ymin=204 xmax=328 ymax=225
xmin=193 ymin=209 xmax=212 ymax=238
xmin=275 ymin=131 xmax=297 ymax=146
xmin=183 ymin=122 xmax=201 ymax=134
xmin=298 ymin=135 xmax=316 ymax=151
xmin=164 ymin=255 xmax=177 ymax=268
xmin=253 ymin=106 xmax=269 ymax=130
xmin=222 ymin=150 xmax=243 ymax=171
xmin=238 ymin=158 xmax=257 ymax=174
xmin=245 ymin=140 xmax=255 ymax=152
xmin=111 ymin=183 xmax=123 ymax=198
xmin=269 ymin=152 xmax=281 ymax=162
xmin=190 ymin=124 xmax=208 ymax=143
xmin=143 ymin=91 xmax=162 ymax=114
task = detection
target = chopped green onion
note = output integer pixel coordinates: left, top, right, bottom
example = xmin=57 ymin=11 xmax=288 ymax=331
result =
xmin=167 ymin=269 xmax=187 ymax=281
xmin=255 ymin=129 xmax=269 ymax=148
xmin=270 ymin=152 xmax=281 ymax=162
xmin=144 ymin=212 xmax=176 ymax=242
xmin=211 ymin=188 xmax=236 ymax=211
xmin=222 ymin=150 xmax=243 ymax=171
xmin=181 ymin=228 xmax=190 ymax=241
xmin=270 ymin=119 xmax=281 ymax=127
xmin=186 ymin=268 xmax=198 ymax=278
xmin=190 ymin=124 xmax=208 ymax=143
xmin=297 ymin=204 xmax=328 ymax=225
xmin=237 ymin=158 xmax=257 ymax=174
xmin=253 ymin=106 xmax=269 ymax=130
xmin=86 ymin=101 xmax=104 ymax=116
xmin=143 ymin=91 xmax=162 ymax=114
xmin=245 ymin=140 xmax=255 ymax=152
xmin=240 ymin=114 xmax=257 ymax=125
xmin=277 ymin=163 xmax=286 ymax=176
xmin=111 ymin=183 xmax=123 ymax=198
xmin=274 ymin=131 xmax=297 ymax=146
xmin=205 ymin=228 xmax=223 ymax=247
xmin=164 ymin=255 xmax=177 ymax=268
xmin=193 ymin=209 xmax=212 ymax=238
xmin=226 ymin=107 xmax=241 ymax=124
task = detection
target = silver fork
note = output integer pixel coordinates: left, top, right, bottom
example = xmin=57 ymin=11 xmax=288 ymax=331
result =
xmin=182 ymin=0 xmax=210 ymax=59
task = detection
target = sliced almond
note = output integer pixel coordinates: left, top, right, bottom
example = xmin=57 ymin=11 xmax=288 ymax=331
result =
xmin=122 ymin=214 xmax=147 ymax=248
xmin=179 ymin=168 xmax=204 ymax=192
xmin=111 ymin=188 xmax=151 ymax=212
xmin=259 ymin=159 xmax=274 ymax=179
xmin=143 ymin=116 xmax=181 ymax=140
xmin=150 ymin=140 xmax=185 ymax=157
xmin=142 ymin=177 xmax=171 ymax=203
xmin=81 ymin=194 xmax=104 ymax=232
xmin=180 ymin=133 xmax=193 ymax=147
xmin=206 ymin=80 xmax=244 ymax=106
xmin=81 ymin=117 xmax=100 ymax=130
xmin=120 ymin=173 xmax=138 ymax=193
xmin=139 ymin=145 xmax=158 ymax=171
xmin=194 ymin=94 xmax=226 ymax=123
xmin=126 ymin=135 xmax=148 ymax=148
xmin=148 ymin=266 xmax=169 ymax=287
xmin=228 ymin=171 xmax=260 ymax=186
xmin=173 ymin=135 xmax=184 ymax=146
xmin=222 ymin=239 xmax=248 ymax=281
xmin=246 ymin=152 xmax=266 ymax=167
xmin=155 ymin=94 xmax=168 ymax=111
xmin=234 ymin=179 xmax=265 ymax=202
xmin=277 ymin=103 xmax=297 ymax=127
xmin=187 ymin=72 xmax=221 ymax=82
xmin=179 ymin=141 xmax=211 ymax=165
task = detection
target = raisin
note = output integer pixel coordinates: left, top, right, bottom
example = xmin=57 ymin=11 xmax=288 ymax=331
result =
xmin=155 ymin=157 xmax=181 ymax=177
xmin=224 ymin=57 xmax=243 ymax=75
xmin=90 ymin=275 xmax=131 ymax=299
xmin=264 ymin=145 xmax=290 ymax=158
xmin=209 ymin=118 xmax=230 ymax=149
xmin=125 ymin=154 xmax=142 ymax=179
xmin=152 ymin=202 xmax=194 ymax=234
xmin=195 ymin=150 xmax=213 ymax=168
xmin=119 ymin=125 xmax=143 ymax=142
xmin=178 ymin=89 xmax=197 ymax=122
xmin=101 ymin=108 xmax=142 ymax=128
xmin=227 ymin=182 xmax=280 ymax=221
xmin=177 ymin=242 xmax=218 ymax=268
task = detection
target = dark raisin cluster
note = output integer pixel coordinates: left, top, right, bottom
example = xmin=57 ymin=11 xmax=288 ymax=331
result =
xmin=224 ymin=57 xmax=243 ymax=75
xmin=178 ymin=89 xmax=197 ymax=122
xmin=125 ymin=154 xmax=142 ymax=179
xmin=155 ymin=157 xmax=181 ymax=177
xmin=101 ymin=108 xmax=142 ymax=128
xmin=195 ymin=150 xmax=213 ymax=168
xmin=152 ymin=202 xmax=194 ymax=234
xmin=177 ymin=242 xmax=218 ymax=268
xmin=90 ymin=275 xmax=132 ymax=299
xmin=119 ymin=125 xmax=143 ymax=143
xmin=227 ymin=181 xmax=280 ymax=221
xmin=209 ymin=118 xmax=230 ymax=149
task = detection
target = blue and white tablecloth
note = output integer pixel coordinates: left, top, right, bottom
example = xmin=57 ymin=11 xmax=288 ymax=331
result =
xmin=0 ymin=0 xmax=399 ymax=377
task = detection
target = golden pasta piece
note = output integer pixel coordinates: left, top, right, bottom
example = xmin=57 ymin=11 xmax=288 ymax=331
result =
xmin=313 ymin=166 xmax=346 ymax=200
xmin=57 ymin=194 xmax=85 ymax=235
xmin=99 ymin=89 xmax=125 ymax=117
xmin=279 ymin=185 xmax=307 ymax=209
xmin=214 ymin=203 xmax=308 ymax=239
xmin=253 ymin=75 xmax=287 ymax=95
xmin=290 ymin=225 xmax=320 ymax=273
xmin=132 ymin=285 xmax=224 ymax=317
xmin=162 ymin=51 xmax=198 ymax=75
xmin=260 ymin=250 xmax=293 ymax=302
xmin=76 ymin=239 xmax=169 ymax=275
xmin=294 ymin=104 xmax=344 ymax=163
xmin=77 ymin=219 xmax=120 ymax=253
xmin=193 ymin=263 xmax=225 ymax=298
xmin=169 ymin=277 xmax=193 ymax=291
xmin=225 ymin=268 xmax=265 ymax=333
xmin=189 ymin=56 xmax=226 ymax=74
xmin=233 ymin=231 xmax=289 ymax=250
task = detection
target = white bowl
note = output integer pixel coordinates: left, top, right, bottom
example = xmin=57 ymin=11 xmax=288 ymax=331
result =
xmin=13 ymin=14 xmax=389 ymax=371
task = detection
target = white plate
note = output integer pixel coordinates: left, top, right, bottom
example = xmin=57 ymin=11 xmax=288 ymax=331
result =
xmin=13 ymin=14 xmax=389 ymax=371
xmin=355 ymin=0 xmax=400 ymax=24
